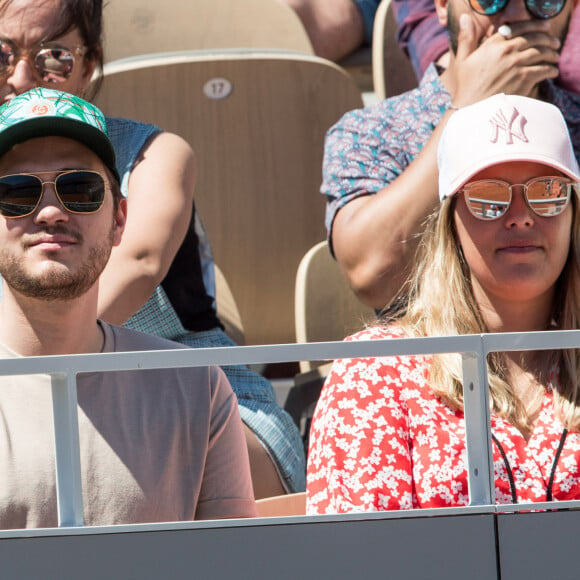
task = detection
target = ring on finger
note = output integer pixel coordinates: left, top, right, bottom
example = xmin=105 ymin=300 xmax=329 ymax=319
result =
xmin=498 ymin=24 xmax=512 ymax=39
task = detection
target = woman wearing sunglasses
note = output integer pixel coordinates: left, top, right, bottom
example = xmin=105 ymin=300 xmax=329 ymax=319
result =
xmin=0 ymin=0 xmax=306 ymax=497
xmin=306 ymin=94 xmax=580 ymax=514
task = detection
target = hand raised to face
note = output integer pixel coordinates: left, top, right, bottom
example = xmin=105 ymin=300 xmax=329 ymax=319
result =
xmin=446 ymin=10 xmax=563 ymax=105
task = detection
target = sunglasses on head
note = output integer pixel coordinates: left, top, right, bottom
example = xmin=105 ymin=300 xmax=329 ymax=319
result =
xmin=0 ymin=38 xmax=85 ymax=83
xmin=0 ymin=170 xmax=108 ymax=218
xmin=469 ymin=0 xmax=566 ymax=19
xmin=460 ymin=176 xmax=576 ymax=220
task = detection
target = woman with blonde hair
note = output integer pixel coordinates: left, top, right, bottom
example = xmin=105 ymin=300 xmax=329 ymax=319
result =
xmin=307 ymin=93 xmax=580 ymax=513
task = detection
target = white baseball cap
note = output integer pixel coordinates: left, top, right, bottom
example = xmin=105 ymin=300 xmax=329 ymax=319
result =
xmin=438 ymin=94 xmax=580 ymax=201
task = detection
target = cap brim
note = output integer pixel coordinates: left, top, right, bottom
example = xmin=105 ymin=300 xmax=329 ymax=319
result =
xmin=0 ymin=117 xmax=119 ymax=183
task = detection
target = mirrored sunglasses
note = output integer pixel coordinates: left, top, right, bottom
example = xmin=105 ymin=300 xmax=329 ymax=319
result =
xmin=469 ymin=0 xmax=566 ymax=19
xmin=0 ymin=39 xmax=85 ymax=83
xmin=0 ymin=171 xmax=108 ymax=218
xmin=460 ymin=177 xmax=576 ymax=220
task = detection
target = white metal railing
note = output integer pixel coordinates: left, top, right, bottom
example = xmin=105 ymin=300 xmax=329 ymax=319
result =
xmin=3 ymin=328 xmax=580 ymax=527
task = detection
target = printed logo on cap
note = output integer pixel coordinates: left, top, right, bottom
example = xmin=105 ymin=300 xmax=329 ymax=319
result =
xmin=489 ymin=107 xmax=528 ymax=145
xmin=26 ymin=98 xmax=56 ymax=117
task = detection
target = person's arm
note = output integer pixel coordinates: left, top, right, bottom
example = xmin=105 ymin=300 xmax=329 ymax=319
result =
xmin=281 ymin=0 xmax=367 ymax=61
xmin=329 ymin=111 xmax=449 ymax=311
xmin=330 ymin=13 xmax=562 ymax=310
xmin=196 ymin=367 xmax=258 ymax=520
xmin=97 ymin=131 xmax=196 ymax=325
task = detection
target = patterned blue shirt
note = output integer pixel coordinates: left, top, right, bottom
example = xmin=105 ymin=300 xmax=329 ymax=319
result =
xmin=322 ymin=63 xmax=580 ymax=243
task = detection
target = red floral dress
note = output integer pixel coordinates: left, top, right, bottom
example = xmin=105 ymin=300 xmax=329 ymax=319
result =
xmin=306 ymin=326 xmax=580 ymax=514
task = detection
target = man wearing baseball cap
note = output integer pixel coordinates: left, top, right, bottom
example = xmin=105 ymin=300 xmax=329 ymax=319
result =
xmin=0 ymin=88 xmax=256 ymax=528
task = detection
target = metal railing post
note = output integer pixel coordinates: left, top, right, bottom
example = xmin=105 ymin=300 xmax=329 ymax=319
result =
xmin=462 ymin=343 xmax=494 ymax=506
xmin=51 ymin=372 xmax=84 ymax=527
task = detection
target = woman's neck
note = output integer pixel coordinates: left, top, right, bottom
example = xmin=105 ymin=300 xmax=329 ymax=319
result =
xmin=474 ymin=285 xmax=554 ymax=334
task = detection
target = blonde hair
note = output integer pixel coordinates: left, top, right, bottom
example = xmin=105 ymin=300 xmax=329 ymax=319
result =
xmin=388 ymin=195 xmax=580 ymax=434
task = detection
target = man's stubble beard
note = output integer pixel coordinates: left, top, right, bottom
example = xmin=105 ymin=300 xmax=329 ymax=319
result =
xmin=0 ymin=225 xmax=115 ymax=302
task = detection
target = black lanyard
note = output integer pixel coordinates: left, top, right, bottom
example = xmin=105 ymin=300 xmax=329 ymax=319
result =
xmin=491 ymin=429 xmax=568 ymax=503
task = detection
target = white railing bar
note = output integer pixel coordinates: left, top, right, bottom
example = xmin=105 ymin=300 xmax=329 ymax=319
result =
xmin=0 ymin=329 xmax=577 ymax=376
xmin=3 ymin=495 xmax=580 ymax=540
xmin=51 ymin=373 xmax=84 ymax=527
xmin=0 ymin=335 xmax=484 ymax=376
xmin=0 ymin=503 xmax=501 ymax=540
xmin=482 ymin=330 xmax=580 ymax=353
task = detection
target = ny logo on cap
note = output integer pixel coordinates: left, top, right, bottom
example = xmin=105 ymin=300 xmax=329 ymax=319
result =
xmin=489 ymin=107 xmax=528 ymax=145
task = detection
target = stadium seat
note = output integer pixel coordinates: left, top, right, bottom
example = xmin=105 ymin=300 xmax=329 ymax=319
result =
xmin=94 ymin=51 xmax=364 ymax=345
xmin=294 ymin=241 xmax=374 ymax=373
xmin=102 ymin=0 xmax=313 ymax=62
xmin=372 ymin=0 xmax=417 ymax=100
xmin=215 ymin=263 xmax=245 ymax=346
xmin=286 ymin=240 xmax=374 ymax=448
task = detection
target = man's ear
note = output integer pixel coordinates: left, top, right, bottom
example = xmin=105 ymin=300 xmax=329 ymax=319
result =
xmin=112 ymin=198 xmax=127 ymax=247
xmin=435 ymin=0 xmax=450 ymax=27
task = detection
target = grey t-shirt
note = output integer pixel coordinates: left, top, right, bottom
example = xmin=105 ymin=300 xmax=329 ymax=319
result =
xmin=0 ymin=322 xmax=256 ymax=528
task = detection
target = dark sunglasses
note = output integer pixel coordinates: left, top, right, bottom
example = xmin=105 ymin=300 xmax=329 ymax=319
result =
xmin=0 ymin=170 xmax=108 ymax=218
xmin=460 ymin=177 xmax=575 ymax=220
xmin=469 ymin=0 xmax=566 ymax=19
xmin=0 ymin=38 xmax=85 ymax=83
